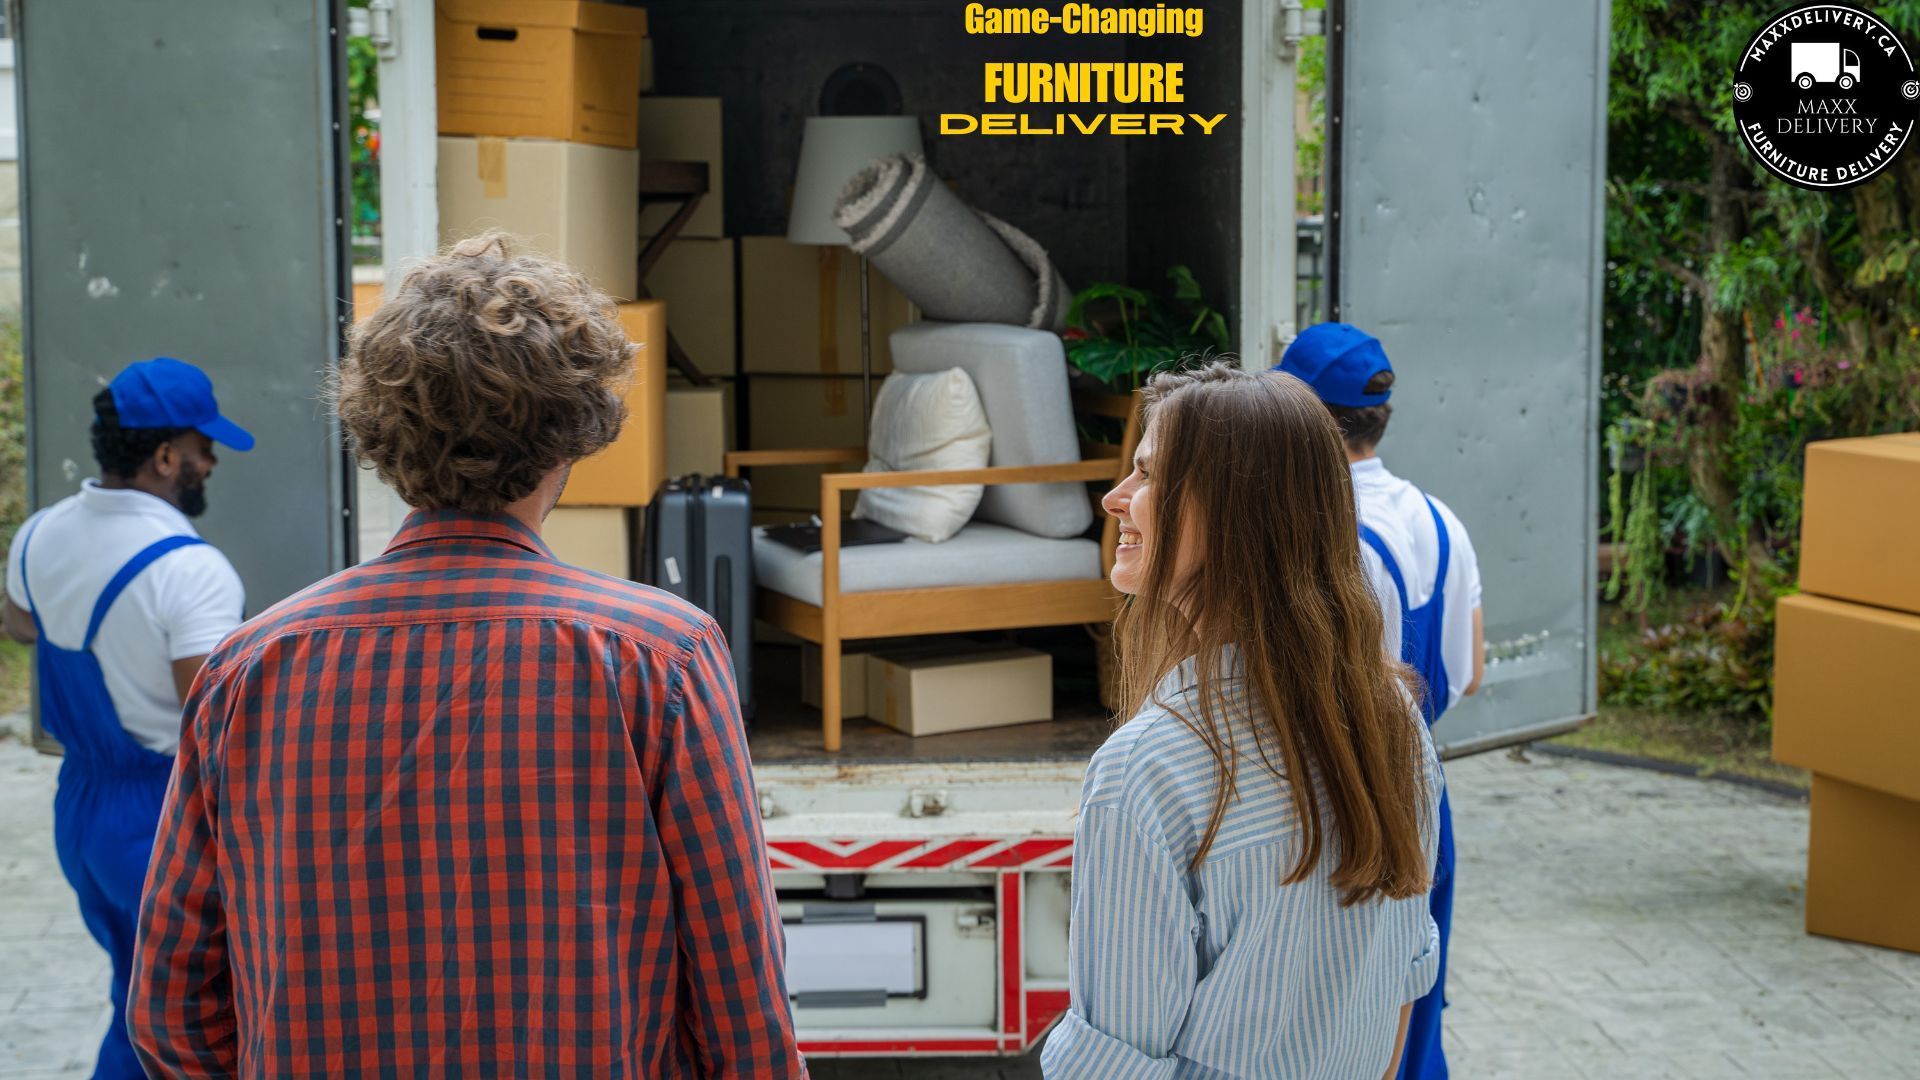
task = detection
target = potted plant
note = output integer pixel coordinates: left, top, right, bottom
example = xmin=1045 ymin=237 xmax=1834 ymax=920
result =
xmin=1062 ymin=265 xmax=1232 ymax=393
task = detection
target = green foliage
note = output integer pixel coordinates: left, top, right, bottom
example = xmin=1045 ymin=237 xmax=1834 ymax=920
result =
xmin=1602 ymin=0 xmax=1920 ymax=727
xmin=347 ymin=0 xmax=381 ymax=250
xmin=1599 ymin=603 xmax=1776 ymax=722
xmin=1062 ymin=266 xmax=1232 ymax=392
xmin=0 ymin=321 xmax=24 ymax=546
xmin=1294 ymin=0 xmax=1327 ymax=216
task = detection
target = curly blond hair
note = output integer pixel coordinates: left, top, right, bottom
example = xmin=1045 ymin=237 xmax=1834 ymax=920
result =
xmin=336 ymin=234 xmax=635 ymax=513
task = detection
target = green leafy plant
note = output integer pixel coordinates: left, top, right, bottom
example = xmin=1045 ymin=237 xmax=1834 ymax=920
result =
xmin=0 ymin=320 xmax=24 ymax=547
xmin=1599 ymin=603 xmax=1776 ymax=722
xmin=347 ymin=0 xmax=381 ymax=256
xmin=1062 ymin=266 xmax=1232 ymax=392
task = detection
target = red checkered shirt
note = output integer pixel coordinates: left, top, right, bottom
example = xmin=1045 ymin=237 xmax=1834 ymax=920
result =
xmin=130 ymin=510 xmax=805 ymax=1077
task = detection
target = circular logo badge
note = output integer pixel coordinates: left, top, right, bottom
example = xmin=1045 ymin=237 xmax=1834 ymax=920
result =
xmin=1732 ymin=4 xmax=1919 ymax=189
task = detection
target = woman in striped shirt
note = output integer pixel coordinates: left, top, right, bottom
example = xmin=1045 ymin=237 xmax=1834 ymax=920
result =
xmin=1042 ymin=364 xmax=1442 ymax=1079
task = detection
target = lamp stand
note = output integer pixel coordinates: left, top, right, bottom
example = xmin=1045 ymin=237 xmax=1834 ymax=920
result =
xmin=860 ymin=253 xmax=873 ymax=439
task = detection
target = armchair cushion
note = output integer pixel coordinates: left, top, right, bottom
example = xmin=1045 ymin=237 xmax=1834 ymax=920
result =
xmin=853 ymin=368 xmax=992 ymax=543
xmin=889 ymin=322 xmax=1096 ymax=539
xmin=754 ymin=522 xmax=1101 ymax=606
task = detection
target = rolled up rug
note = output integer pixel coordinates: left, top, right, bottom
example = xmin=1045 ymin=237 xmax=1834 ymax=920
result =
xmin=833 ymin=153 xmax=1070 ymax=332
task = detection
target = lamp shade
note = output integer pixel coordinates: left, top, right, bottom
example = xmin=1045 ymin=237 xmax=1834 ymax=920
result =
xmin=786 ymin=116 xmax=923 ymax=246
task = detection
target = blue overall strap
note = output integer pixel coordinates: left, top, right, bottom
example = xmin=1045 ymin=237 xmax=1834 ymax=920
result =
xmin=82 ymin=535 xmax=208 ymax=651
xmin=16 ymin=514 xmax=47 ymax=635
xmin=1424 ymin=497 xmax=1450 ymax=595
xmin=1358 ymin=524 xmax=1409 ymax=611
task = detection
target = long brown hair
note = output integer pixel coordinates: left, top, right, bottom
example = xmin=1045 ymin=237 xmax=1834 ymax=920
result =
xmin=1115 ymin=362 xmax=1431 ymax=905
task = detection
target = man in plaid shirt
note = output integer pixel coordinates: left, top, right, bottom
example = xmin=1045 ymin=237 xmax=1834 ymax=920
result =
xmin=128 ymin=235 xmax=806 ymax=1077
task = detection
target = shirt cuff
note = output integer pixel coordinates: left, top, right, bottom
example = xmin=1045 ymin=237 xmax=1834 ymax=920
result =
xmin=1404 ymin=915 xmax=1442 ymax=1003
xmin=1040 ymin=1009 xmax=1181 ymax=1080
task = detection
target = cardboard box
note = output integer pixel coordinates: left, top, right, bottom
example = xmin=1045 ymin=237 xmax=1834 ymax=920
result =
xmin=436 ymin=0 xmax=648 ymax=149
xmin=1772 ymin=593 xmax=1920 ymax=802
xmin=642 ymin=238 xmax=735 ymax=379
xmin=1800 ymin=433 xmax=1920 ymax=616
xmin=562 ymin=300 xmax=667 ymax=507
xmin=740 ymin=237 xmax=916 ymax=375
xmin=801 ymin=643 xmax=869 ymax=719
xmin=544 ymin=506 xmax=631 ymax=577
xmin=638 ymin=37 xmax=655 ymax=94
xmin=746 ymin=375 xmax=868 ymax=512
xmin=351 ymin=280 xmax=383 ymax=324
xmin=865 ymin=647 xmax=1052 ymax=736
xmin=1805 ymin=774 xmax=1920 ymax=954
xmin=438 ymin=136 xmax=639 ymax=299
xmin=666 ymin=381 xmax=734 ymax=479
xmin=637 ymin=98 xmax=725 ymax=238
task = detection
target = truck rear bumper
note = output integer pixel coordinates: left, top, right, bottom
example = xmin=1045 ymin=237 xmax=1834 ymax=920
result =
xmin=757 ymin=759 xmax=1084 ymax=1056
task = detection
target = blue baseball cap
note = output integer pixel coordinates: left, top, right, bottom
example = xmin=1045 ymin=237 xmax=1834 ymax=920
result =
xmin=1274 ymin=323 xmax=1393 ymax=408
xmin=106 ymin=357 xmax=255 ymax=451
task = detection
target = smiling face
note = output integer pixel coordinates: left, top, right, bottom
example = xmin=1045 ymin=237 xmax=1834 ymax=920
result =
xmin=1103 ymin=420 xmax=1179 ymax=596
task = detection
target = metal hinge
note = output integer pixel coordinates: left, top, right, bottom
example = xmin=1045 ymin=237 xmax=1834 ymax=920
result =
xmin=347 ymin=0 xmax=399 ymax=60
xmin=1275 ymin=0 xmax=1326 ymax=62
xmin=906 ymin=790 xmax=948 ymax=818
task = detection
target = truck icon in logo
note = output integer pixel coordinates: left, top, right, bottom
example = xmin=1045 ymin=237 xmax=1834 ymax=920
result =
xmin=1792 ymin=42 xmax=1862 ymax=90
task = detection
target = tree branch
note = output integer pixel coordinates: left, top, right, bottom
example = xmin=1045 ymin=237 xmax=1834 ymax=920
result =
xmin=1650 ymin=256 xmax=1711 ymax=302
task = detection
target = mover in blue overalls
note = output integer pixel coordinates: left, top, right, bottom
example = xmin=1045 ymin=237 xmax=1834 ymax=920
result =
xmin=1278 ymin=324 xmax=1485 ymax=1080
xmin=3 ymin=358 xmax=252 ymax=1079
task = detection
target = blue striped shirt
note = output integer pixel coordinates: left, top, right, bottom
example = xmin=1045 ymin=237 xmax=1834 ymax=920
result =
xmin=1042 ymin=661 xmax=1442 ymax=1079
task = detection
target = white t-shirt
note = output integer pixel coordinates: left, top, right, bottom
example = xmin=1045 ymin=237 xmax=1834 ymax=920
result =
xmin=6 ymin=481 xmax=245 ymax=754
xmin=1352 ymin=457 xmax=1483 ymax=712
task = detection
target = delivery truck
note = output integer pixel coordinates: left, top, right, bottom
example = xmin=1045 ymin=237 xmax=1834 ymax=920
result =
xmin=13 ymin=0 xmax=1607 ymax=1058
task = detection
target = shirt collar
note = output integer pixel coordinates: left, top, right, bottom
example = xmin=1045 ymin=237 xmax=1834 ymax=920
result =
xmin=1349 ymin=456 xmax=1389 ymax=480
xmin=385 ymin=507 xmax=556 ymax=559
xmin=78 ymin=478 xmax=201 ymax=534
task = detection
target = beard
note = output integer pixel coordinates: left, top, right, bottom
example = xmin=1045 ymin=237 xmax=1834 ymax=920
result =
xmin=176 ymin=474 xmax=209 ymax=518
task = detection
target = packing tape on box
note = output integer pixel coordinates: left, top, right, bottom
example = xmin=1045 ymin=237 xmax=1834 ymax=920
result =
xmin=818 ymin=248 xmax=849 ymax=416
xmin=477 ymin=137 xmax=508 ymax=198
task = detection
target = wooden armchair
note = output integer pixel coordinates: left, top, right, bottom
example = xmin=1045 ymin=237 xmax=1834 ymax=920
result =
xmin=724 ymin=323 xmax=1141 ymax=751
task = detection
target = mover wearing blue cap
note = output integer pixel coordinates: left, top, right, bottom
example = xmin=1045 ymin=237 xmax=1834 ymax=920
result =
xmin=1277 ymin=323 xmax=1484 ymax=1080
xmin=1 ymin=357 xmax=252 ymax=1078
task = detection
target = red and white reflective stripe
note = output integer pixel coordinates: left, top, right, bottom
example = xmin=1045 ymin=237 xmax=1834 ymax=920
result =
xmin=999 ymin=872 xmax=1023 ymax=1043
xmin=767 ymin=836 xmax=1073 ymax=873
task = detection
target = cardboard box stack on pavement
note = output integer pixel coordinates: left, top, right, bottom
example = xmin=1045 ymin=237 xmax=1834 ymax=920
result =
xmin=1773 ymin=433 xmax=1920 ymax=955
xmin=866 ymin=646 xmax=1053 ymax=737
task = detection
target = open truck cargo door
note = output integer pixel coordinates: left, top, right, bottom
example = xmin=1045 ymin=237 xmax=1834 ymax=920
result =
xmin=17 ymin=0 xmax=354 ymax=613
xmin=1331 ymin=0 xmax=1608 ymax=756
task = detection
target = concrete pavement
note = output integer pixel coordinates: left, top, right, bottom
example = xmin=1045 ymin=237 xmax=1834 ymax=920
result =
xmin=1 ymin=725 xmax=1914 ymax=1078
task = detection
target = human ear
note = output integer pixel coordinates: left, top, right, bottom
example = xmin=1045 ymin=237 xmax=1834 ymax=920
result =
xmin=151 ymin=440 xmax=179 ymax=479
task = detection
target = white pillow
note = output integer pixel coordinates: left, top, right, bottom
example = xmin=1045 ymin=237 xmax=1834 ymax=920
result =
xmin=853 ymin=368 xmax=993 ymax=543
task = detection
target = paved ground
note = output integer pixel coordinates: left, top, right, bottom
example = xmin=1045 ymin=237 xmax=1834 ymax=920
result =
xmin=2 ymin=726 xmax=1915 ymax=1078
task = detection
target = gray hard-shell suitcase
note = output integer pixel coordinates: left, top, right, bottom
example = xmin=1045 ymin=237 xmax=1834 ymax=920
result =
xmin=641 ymin=475 xmax=755 ymax=717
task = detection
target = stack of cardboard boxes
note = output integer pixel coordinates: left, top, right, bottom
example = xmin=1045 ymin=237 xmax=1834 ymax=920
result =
xmin=434 ymin=0 xmax=661 ymax=576
xmin=429 ymin=3 xmax=921 ymax=574
xmin=632 ymin=95 xmax=734 ymax=482
xmin=633 ymin=99 xmax=917 ymax=522
xmin=1772 ymin=432 xmax=1920 ymax=955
